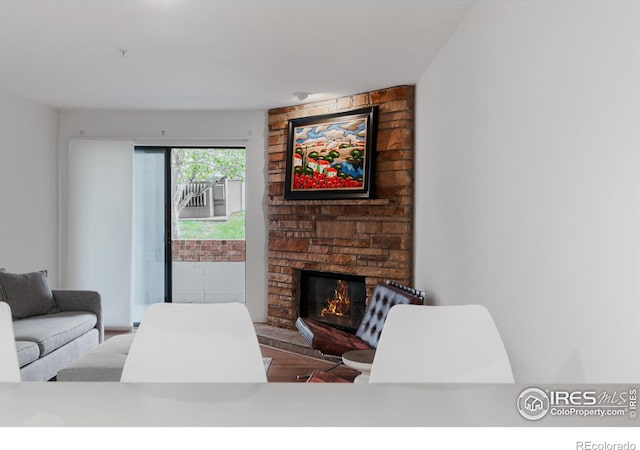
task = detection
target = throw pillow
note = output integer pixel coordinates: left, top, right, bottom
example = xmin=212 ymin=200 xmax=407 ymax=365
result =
xmin=0 ymin=270 xmax=58 ymax=319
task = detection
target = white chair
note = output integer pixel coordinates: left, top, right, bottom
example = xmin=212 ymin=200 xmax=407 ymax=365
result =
xmin=120 ymin=302 xmax=267 ymax=383
xmin=0 ymin=302 xmax=21 ymax=382
xmin=368 ymin=304 xmax=514 ymax=383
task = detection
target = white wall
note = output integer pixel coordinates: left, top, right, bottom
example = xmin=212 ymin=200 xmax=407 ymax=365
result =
xmin=0 ymin=88 xmax=59 ymax=283
xmin=59 ymin=110 xmax=267 ymax=323
xmin=415 ymin=0 xmax=640 ymax=383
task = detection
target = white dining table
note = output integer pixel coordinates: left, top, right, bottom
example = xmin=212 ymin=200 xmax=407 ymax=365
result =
xmin=0 ymin=382 xmax=636 ymax=427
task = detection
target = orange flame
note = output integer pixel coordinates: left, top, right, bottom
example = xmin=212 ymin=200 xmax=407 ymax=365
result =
xmin=320 ymin=280 xmax=351 ymax=317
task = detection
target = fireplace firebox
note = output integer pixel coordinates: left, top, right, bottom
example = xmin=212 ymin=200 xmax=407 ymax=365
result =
xmin=299 ymin=270 xmax=366 ymax=333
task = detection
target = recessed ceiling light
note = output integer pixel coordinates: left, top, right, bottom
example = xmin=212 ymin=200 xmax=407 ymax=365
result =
xmin=293 ymin=91 xmax=311 ymax=101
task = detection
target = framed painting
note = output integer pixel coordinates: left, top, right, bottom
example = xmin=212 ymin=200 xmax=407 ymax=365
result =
xmin=284 ymin=106 xmax=377 ymax=200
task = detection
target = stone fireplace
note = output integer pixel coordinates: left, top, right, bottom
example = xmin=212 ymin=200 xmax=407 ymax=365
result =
xmin=267 ymin=85 xmax=415 ymax=329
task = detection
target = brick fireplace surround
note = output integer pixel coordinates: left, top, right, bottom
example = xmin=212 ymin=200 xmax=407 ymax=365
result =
xmin=267 ymin=85 xmax=415 ymax=329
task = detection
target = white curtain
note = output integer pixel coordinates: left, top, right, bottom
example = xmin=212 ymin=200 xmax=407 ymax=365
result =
xmin=67 ymin=139 xmax=134 ymax=328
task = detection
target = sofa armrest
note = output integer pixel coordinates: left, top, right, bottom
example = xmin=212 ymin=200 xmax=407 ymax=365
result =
xmin=52 ymin=290 xmax=103 ymax=343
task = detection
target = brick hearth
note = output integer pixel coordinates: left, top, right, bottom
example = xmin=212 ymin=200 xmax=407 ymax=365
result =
xmin=267 ymin=85 xmax=415 ymax=329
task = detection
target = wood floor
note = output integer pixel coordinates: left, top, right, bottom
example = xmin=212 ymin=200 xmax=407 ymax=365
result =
xmin=105 ymin=330 xmax=359 ymax=382
xmin=260 ymin=345 xmax=359 ymax=383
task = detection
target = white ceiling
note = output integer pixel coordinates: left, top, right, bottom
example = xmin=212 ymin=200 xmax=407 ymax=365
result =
xmin=0 ymin=0 xmax=472 ymax=111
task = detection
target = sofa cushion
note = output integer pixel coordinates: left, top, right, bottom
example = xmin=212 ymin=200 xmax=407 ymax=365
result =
xmin=92 ymin=333 xmax=135 ymax=354
xmin=56 ymin=334 xmax=135 ymax=382
xmin=0 ymin=270 xmax=58 ymax=319
xmin=13 ymin=312 xmax=97 ymax=357
xmin=15 ymin=340 xmax=40 ymax=368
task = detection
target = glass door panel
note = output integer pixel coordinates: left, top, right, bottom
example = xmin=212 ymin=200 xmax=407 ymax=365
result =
xmin=132 ymin=149 xmax=167 ymax=324
xmin=170 ymin=148 xmax=246 ymax=305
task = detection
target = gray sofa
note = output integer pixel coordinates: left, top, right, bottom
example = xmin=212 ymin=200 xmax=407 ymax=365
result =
xmin=13 ymin=290 xmax=104 ymax=381
xmin=0 ymin=269 xmax=104 ymax=381
xmin=13 ymin=290 xmax=103 ymax=382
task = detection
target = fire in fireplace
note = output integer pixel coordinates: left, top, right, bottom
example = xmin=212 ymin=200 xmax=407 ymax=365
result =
xmin=320 ymin=279 xmax=350 ymax=318
xmin=299 ymin=270 xmax=366 ymax=333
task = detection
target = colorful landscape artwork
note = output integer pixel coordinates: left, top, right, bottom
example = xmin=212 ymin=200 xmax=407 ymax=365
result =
xmin=285 ymin=108 xmax=376 ymax=199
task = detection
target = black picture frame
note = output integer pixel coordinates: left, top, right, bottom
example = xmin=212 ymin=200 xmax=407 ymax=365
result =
xmin=284 ymin=106 xmax=377 ymax=200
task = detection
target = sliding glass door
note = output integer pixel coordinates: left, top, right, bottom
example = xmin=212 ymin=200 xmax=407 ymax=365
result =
xmin=132 ymin=146 xmax=246 ymax=325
